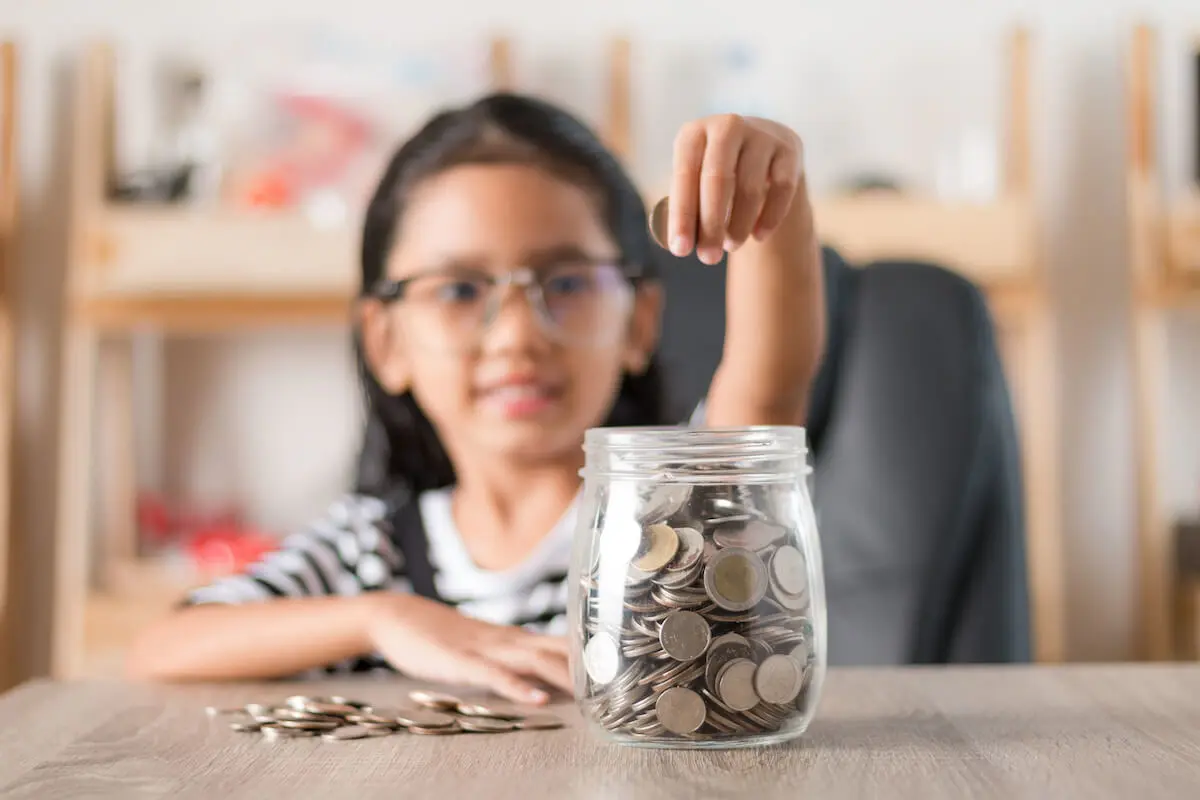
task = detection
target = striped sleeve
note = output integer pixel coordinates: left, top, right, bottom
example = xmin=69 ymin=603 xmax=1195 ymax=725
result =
xmin=183 ymin=494 xmax=411 ymax=606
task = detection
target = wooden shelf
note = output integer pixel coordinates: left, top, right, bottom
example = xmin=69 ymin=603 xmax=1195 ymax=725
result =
xmin=79 ymin=206 xmax=357 ymax=300
xmin=813 ymin=194 xmax=1038 ymax=287
xmin=74 ymin=205 xmax=358 ymax=330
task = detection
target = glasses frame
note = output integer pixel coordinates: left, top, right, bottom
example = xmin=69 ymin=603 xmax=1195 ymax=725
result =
xmin=364 ymin=259 xmax=647 ymax=350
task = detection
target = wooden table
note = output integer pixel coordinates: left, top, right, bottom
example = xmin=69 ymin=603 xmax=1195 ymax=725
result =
xmin=1 ymin=664 xmax=1199 ymax=798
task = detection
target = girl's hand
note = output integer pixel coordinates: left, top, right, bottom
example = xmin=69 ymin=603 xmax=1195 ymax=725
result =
xmin=366 ymin=594 xmax=571 ymax=705
xmin=668 ymin=114 xmax=805 ymax=265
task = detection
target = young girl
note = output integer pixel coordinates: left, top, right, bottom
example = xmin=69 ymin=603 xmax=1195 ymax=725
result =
xmin=127 ymin=93 xmax=825 ymax=705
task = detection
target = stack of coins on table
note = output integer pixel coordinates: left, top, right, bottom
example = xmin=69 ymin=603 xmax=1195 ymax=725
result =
xmin=579 ymin=481 xmax=817 ymax=743
xmin=206 ymin=690 xmax=564 ymax=741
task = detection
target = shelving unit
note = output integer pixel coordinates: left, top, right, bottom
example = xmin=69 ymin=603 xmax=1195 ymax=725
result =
xmin=49 ymin=29 xmax=1063 ymax=677
xmin=1126 ymin=25 xmax=1200 ymax=661
xmin=0 ymin=41 xmax=18 ymax=690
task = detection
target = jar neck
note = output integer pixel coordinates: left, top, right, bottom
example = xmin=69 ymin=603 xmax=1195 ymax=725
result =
xmin=581 ymin=425 xmax=810 ymax=483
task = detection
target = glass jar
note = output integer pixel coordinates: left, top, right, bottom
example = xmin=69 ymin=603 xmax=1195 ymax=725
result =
xmin=567 ymin=426 xmax=826 ymax=749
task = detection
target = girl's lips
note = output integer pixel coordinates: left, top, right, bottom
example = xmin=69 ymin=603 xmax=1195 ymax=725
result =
xmin=476 ymin=383 xmax=560 ymax=419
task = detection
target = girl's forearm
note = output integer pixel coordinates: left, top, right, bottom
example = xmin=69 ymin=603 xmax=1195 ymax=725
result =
xmin=124 ymin=594 xmax=391 ymax=681
xmin=706 ymin=178 xmax=826 ymax=426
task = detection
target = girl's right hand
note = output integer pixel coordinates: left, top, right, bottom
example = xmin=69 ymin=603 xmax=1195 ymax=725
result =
xmin=365 ymin=593 xmax=572 ymax=705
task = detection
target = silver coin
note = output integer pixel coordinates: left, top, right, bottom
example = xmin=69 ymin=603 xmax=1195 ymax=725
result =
xmin=322 ymin=725 xmax=371 ymax=741
xmin=276 ymin=719 xmax=341 ymax=731
xmin=229 ymin=721 xmax=263 ymax=733
xmin=584 ymin=633 xmax=621 ymax=684
xmin=791 ymin=641 xmax=811 ymax=666
xmin=704 ymin=635 xmax=755 ymax=693
xmin=773 ymin=581 xmax=808 ymax=611
xmin=749 ymin=637 xmax=774 ymax=663
xmin=754 ymin=654 xmax=805 ymax=704
xmin=515 ymin=714 xmax=565 ymax=731
xmin=345 ymin=712 xmax=393 ymax=725
xmin=302 ymin=701 xmax=358 ymax=717
xmin=703 ymin=547 xmax=768 ymax=611
xmin=262 ymin=724 xmax=317 ymax=739
xmin=459 ymin=717 xmax=518 ymax=733
xmin=407 ymin=690 xmax=462 ymax=710
xmin=648 ymin=196 xmax=670 ymax=249
xmin=272 ymin=708 xmax=341 ymax=723
xmin=771 ymin=545 xmax=808 ymax=596
xmin=655 ymin=687 xmax=706 ymax=735
xmin=455 ymin=702 xmax=522 ymax=720
xmin=664 ymin=527 xmax=704 ymax=573
xmin=713 ymin=520 xmax=787 ymax=551
xmin=637 ymin=484 xmax=692 ymax=525
xmin=716 ymin=658 xmax=760 ymax=711
xmin=651 ymin=662 xmax=706 ymax=695
xmin=633 ymin=524 xmax=680 ymax=573
xmin=658 ymin=610 xmax=711 ymax=661
xmin=409 ymin=722 xmax=463 ymax=736
xmin=395 ymin=708 xmax=458 ymax=729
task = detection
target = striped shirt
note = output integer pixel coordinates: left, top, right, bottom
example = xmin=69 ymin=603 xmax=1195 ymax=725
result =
xmin=183 ymin=488 xmax=580 ymax=674
xmin=185 ymin=403 xmax=706 ymax=674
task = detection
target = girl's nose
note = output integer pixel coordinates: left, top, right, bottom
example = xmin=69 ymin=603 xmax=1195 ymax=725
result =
xmin=479 ymin=283 xmax=550 ymax=354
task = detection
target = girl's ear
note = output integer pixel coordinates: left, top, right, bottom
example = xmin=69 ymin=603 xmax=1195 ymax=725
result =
xmin=624 ymin=281 xmax=664 ymax=375
xmin=359 ymin=299 xmax=411 ymax=394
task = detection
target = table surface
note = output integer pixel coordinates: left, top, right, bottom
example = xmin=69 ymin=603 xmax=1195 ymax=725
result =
xmin=2 ymin=664 xmax=1199 ymax=799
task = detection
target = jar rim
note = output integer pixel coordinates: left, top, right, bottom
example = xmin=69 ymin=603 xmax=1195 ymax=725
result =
xmin=584 ymin=425 xmax=808 ymax=454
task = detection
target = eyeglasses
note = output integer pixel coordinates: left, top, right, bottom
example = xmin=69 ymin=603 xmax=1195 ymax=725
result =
xmin=367 ymin=260 xmax=641 ymax=352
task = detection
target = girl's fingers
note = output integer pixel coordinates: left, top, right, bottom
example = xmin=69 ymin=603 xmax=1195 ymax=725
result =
xmin=696 ymin=115 xmax=744 ymax=265
xmin=723 ymin=137 xmax=775 ymax=250
xmin=458 ymin=653 xmax=550 ymax=705
xmin=494 ymin=645 xmax=573 ymax=694
xmin=527 ymin=634 xmax=570 ymax=656
xmin=753 ymin=147 xmax=801 ymax=240
xmin=669 ymin=122 xmax=706 ymax=257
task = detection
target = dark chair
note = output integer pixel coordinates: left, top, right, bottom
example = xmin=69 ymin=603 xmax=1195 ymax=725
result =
xmin=655 ymin=246 xmax=1032 ymax=665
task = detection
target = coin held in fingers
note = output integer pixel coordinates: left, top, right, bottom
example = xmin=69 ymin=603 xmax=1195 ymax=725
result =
xmin=649 ymin=196 xmax=670 ymax=249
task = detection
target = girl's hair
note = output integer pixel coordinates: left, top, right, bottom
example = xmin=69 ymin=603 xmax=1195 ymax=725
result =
xmin=353 ymin=92 xmax=669 ymax=499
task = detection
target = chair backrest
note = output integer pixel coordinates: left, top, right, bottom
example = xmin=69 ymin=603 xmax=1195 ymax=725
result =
xmin=656 ymin=248 xmax=1032 ymax=665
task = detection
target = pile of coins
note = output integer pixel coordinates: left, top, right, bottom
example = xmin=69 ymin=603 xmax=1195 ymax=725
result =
xmin=579 ymin=481 xmax=817 ymax=742
xmin=206 ymin=690 xmax=564 ymax=741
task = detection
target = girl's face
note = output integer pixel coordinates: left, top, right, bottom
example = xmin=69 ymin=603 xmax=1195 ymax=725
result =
xmin=361 ymin=162 xmax=661 ymax=469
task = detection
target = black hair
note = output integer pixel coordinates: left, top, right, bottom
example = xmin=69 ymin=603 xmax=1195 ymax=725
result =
xmin=353 ymin=92 xmax=669 ymax=500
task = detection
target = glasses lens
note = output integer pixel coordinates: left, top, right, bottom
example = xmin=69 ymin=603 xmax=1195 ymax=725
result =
xmin=398 ymin=273 xmax=490 ymax=352
xmin=391 ymin=263 xmax=635 ymax=351
xmin=539 ymin=263 xmax=633 ymax=346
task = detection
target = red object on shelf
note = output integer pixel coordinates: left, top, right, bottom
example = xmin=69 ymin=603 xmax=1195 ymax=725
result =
xmin=136 ymin=492 xmax=278 ymax=577
xmin=187 ymin=525 xmax=278 ymax=577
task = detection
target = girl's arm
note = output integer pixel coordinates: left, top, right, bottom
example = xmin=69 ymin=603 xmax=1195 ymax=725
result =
xmin=125 ymin=496 xmax=569 ymax=702
xmin=126 ymin=594 xmax=381 ymax=681
xmin=666 ymin=115 xmax=825 ymax=427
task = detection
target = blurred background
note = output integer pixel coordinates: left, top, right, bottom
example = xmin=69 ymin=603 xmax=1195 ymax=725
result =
xmin=1 ymin=0 xmax=1198 ymax=685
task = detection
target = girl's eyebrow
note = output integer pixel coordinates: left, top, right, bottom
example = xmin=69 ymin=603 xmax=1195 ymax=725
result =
xmin=407 ymin=244 xmax=620 ymax=278
xmin=524 ymin=244 xmax=618 ymax=265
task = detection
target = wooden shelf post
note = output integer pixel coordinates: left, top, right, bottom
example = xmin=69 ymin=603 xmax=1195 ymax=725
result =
xmin=1126 ymin=24 xmax=1200 ymax=662
xmin=1 ymin=40 xmax=19 ymax=690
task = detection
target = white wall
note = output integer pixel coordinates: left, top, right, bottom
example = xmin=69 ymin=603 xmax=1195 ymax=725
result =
xmin=7 ymin=0 xmax=1200 ymax=675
